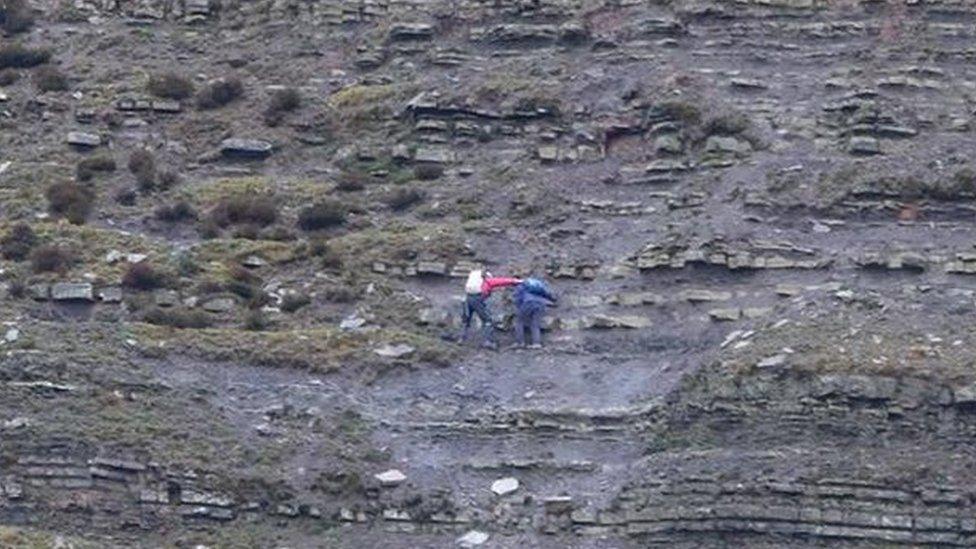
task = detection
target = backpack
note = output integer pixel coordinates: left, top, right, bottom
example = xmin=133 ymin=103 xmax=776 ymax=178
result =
xmin=465 ymin=270 xmax=484 ymax=294
xmin=522 ymin=277 xmax=550 ymax=297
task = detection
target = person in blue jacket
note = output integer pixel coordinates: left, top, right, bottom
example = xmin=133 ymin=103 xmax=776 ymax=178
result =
xmin=513 ymin=278 xmax=557 ymax=349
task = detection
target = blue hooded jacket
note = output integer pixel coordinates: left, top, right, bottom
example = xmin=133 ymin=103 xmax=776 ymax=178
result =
xmin=513 ymin=282 xmax=556 ymax=315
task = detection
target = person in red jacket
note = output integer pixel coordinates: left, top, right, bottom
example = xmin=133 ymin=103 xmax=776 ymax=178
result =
xmin=457 ymin=269 xmax=521 ymax=349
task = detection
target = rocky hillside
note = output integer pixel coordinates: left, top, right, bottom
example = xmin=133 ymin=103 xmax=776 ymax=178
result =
xmin=4 ymin=0 xmax=976 ymax=546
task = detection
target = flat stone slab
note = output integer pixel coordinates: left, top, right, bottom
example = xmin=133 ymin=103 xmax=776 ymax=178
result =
xmin=849 ymin=136 xmax=881 ymax=155
xmin=584 ymin=314 xmax=652 ymax=329
xmin=202 ymin=296 xmax=235 ymax=313
xmin=709 ymin=308 xmax=741 ymax=322
xmin=220 ymin=138 xmax=273 ymax=159
xmin=374 ymin=343 xmax=415 ymax=358
xmin=416 ymin=261 xmax=448 ymax=276
xmin=151 ymin=100 xmax=181 ymax=113
xmin=389 ymin=22 xmax=434 ymax=41
xmin=681 ymin=289 xmax=732 ymax=302
xmin=98 ymin=287 xmax=123 ymax=303
xmin=51 ymin=282 xmax=94 ymax=302
xmin=66 ymin=132 xmax=101 ymax=147
xmin=414 ymin=146 xmax=452 ymax=164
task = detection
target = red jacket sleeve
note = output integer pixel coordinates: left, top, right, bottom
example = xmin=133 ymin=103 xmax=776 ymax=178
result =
xmin=481 ymin=277 xmax=521 ymax=297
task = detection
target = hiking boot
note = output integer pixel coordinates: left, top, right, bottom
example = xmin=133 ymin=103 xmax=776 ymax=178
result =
xmin=481 ymin=341 xmax=498 ymax=350
xmin=527 ymin=343 xmax=542 ymax=350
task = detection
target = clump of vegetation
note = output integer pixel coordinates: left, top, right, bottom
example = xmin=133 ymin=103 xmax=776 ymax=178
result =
xmin=414 ymin=163 xmax=443 ymax=181
xmin=328 ymin=84 xmax=403 ymax=129
xmin=197 ymin=218 xmax=220 ymax=239
xmin=76 ymin=155 xmax=116 ymax=181
xmin=211 ymin=195 xmax=278 ymax=227
xmin=243 ymin=309 xmax=269 ymax=331
xmin=264 ymin=87 xmax=301 ymax=126
xmin=703 ymin=113 xmax=750 ymax=136
xmin=143 ymin=307 xmax=212 ymax=329
xmin=224 ymin=265 xmax=271 ymax=309
xmin=280 ymin=292 xmax=310 ymax=313
xmin=656 ymin=101 xmax=702 ymax=126
xmin=230 ymin=225 xmax=260 ymax=240
xmin=385 ymin=187 xmax=425 ymax=211
xmin=30 ymin=245 xmax=74 ymax=274
xmin=155 ymin=199 xmax=197 ymax=223
xmin=260 ymin=226 xmax=296 ymax=242
xmin=122 ymin=262 xmax=169 ymax=291
xmin=114 ymin=187 xmax=137 ymax=206
xmin=46 ymin=181 xmax=94 ymax=224
xmin=33 ymin=65 xmax=67 ymax=91
xmin=335 ymin=171 xmax=369 ymax=192
xmin=1 ymin=0 xmax=34 ymax=35
xmin=7 ymin=278 xmax=26 ymax=299
xmin=196 ymin=77 xmax=244 ymax=110
xmin=309 ymin=239 xmax=343 ymax=270
xmin=128 ymin=149 xmax=156 ymax=193
xmin=147 ymin=72 xmax=195 ymax=100
xmin=0 ymin=43 xmax=50 ymax=69
xmin=0 ymin=222 xmax=36 ymax=260
xmin=0 ymin=68 xmax=19 ymax=85
xmin=322 ymin=283 xmax=358 ymax=303
xmin=297 ymin=200 xmax=347 ymax=231
xmin=949 ymin=167 xmax=976 ymax=197
xmin=472 ymin=76 xmax=560 ymax=115
xmin=175 ymin=252 xmax=200 ymax=277
xmin=157 ymin=169 xmax=181 ymax=190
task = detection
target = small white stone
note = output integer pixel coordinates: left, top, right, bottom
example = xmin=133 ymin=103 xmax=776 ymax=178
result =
xmin=105 ymin=250 xmax=124 ymax=264
xmin=457 ymin=530 xmax=489 ymax=547
xmin=491 ymin=477 xmax=519 ymax=496
xmin=757 ymin=354 xmax=787 ymax=369
xmin=375 ymin=469 xmax=407 ymax=487
xmin=341 ymin=316 xmax=367 ymax=330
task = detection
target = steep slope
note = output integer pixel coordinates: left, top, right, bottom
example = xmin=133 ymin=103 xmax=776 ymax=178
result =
xmin=3 ymin=0 xmax=976 ymax=546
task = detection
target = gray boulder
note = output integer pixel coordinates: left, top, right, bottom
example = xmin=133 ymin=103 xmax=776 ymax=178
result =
xmin=374 ymin=343 xmax=415 ymax=358
xmin=66 ymin=132 xmax=101 ymax=148
xmin=202 ymin=296 xmax=236 ymax=313
xmin=98 ymin=287 xmax=123 ymax=303
xmin=51 ymin=282 xmax=95 ymax=302
xmin=220 ymin=138 xmax=273 ymax=159
xmin=704 ymin=135 xmax=752 ymax=156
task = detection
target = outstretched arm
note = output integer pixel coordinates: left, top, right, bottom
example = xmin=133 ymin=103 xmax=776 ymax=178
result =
xmin=482 ymin=277 xmax=521 ymax=295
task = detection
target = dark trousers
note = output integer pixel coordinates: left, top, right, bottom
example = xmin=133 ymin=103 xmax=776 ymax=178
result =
xmin=460 ymin=293 xmax=494 ymax=343
xmin=515 ymin=306 xmax=544 ymax=346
